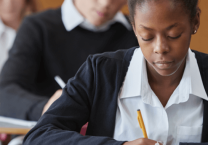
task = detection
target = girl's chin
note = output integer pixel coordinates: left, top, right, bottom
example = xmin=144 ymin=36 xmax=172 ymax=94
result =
xmin=154 ymin=68 xmax=178 ymax=77
xmin=89 ymin=19 xmax=105 ymax=27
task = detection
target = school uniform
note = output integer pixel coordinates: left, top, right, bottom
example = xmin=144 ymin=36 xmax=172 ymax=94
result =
xmin=114 ymin=48 xmax=207 ymax=144
xmin=23 ymin=47 xmax=208 ymax=145
xmin=0 ymin=0 xmax=138 ymax=121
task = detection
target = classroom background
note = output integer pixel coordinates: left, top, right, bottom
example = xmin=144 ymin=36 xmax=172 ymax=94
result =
xmin=0 ymin=0 xmax=208 ymax=145
xmin=36 ymin=0 xmax=208 ymax=53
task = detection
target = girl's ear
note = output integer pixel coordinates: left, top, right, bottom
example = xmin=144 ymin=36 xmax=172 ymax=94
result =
xmin=192 ymin=8 xmax=201 ymax=34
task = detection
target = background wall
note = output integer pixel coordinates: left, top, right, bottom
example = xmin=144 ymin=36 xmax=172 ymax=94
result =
xmin=37 ymin=0 xmax=64 ymax=11
xmin=37 ymin=0 xmax=208 ymax=53
xmin=191 ymin=0 xmax=208 ymax=53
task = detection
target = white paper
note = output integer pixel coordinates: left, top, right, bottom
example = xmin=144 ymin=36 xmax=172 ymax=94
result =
xmin=0 ymin=116 xmax=37 ymax=128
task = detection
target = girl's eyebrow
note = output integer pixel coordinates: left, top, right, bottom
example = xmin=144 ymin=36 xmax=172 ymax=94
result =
xmin=166 ymin=23 xmax=178 ymax=30
xmin=139 ymin=23 xmax=179 ymax=31
xmin=139 ymin=25 xmax=154 ymax=31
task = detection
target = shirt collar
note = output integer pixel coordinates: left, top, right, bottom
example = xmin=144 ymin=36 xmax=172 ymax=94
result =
xmin=0 ymin=18 xmax=5 ymax=37
xmin=189 ymin=49 xmax=208 ymax=100
xmin=119 ymin=48 xmax=143 ymax=99
xmin=61 ymin=0 xmax=131 ymax=32
xmin=119 ymin=48 xmax=208 ymax=102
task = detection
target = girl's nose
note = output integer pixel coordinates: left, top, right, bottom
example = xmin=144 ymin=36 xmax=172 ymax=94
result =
xmin=154 ymin=36 xmax=170 ymax=54
xmin=97 ymin=0 xmax=111 ymax=9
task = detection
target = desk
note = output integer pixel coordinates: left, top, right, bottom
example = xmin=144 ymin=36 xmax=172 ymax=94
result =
xmin=0 ymin=120 xmax=88 ymax=135
xmin=0 ymin=122 xmax=31 ymax=135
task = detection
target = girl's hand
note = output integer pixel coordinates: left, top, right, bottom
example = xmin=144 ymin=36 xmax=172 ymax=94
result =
xmin=123 ymin=138 xmax=163 ymax=145
xmin=42 ymin=89 xmax=62 ymax=115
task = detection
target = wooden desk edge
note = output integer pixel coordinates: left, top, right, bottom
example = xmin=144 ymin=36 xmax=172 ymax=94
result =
xmin=0 ymin=127 xmax=30 ymax=135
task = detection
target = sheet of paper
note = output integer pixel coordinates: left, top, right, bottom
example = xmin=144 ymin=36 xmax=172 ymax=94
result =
xmin=0 ymin=116 xmax=37 ymax=128
xmin=180 ymin=143 xmax=208 ymax=145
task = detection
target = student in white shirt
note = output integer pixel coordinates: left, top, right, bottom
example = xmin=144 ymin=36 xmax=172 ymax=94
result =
xmin=119 ymin=0 xmax=204 ymax=144
xmin=0 ymin=0 xmax=36 ymax=72
xmin=120 ymin=0 xmax=203 ymax=144
xmin=0 ymin=0 xmax=36 ymax=144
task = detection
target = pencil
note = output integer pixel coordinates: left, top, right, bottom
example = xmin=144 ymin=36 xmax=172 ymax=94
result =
xmin=137 ymin=109 xmax=148 ymax=138
xmin=54 ymin=76 xmax=66 ymax=89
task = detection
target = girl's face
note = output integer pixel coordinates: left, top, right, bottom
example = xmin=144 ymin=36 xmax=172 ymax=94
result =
xmin=0 ymin=0 xmax=26 ymax=19
xmin=133 ymin=0 xmax=200 ymax=76
xmin=74 ymin=0 xmax=127 ymax=26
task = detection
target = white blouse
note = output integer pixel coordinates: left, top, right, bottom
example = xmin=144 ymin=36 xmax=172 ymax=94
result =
xmin=0 ymin=18 xmax=16 ymax=72
xmin=113 ymin=48 xmax=208 ymax=145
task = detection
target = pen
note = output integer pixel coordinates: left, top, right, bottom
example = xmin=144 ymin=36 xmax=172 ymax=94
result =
xmin=137 ymin=109 xmax=148 ymax=138
xmin=54 ymin=76 xmax=66 ymax=89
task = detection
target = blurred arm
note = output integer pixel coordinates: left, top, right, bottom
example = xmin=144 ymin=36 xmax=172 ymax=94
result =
xmin=0 ymin=16 xmax=49 ymax=121
xmin=23 ymin=56 xmax=126 ymax=145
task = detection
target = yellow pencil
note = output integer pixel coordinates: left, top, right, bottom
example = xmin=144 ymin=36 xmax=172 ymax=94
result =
xmin=137 ymin=109 xmax=148 ymax=138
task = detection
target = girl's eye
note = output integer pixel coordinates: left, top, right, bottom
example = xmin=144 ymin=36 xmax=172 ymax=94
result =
xmin=141 ymin=34 xmax=182 ymax=41
xmin=168 ymin=34 xmax=182 ymax=39
xmin=142 ymin=38 xmax=153 ymax=41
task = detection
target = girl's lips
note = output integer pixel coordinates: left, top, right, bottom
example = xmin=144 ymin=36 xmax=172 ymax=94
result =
xmin=154 ymin=61 xmax=174 ymax=69
xmin=96 ymin=11 xmax=105 ymax=17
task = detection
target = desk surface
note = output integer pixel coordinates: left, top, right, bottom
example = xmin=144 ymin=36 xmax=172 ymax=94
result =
xmin=0 ymin=122 xmax=31 ymax=135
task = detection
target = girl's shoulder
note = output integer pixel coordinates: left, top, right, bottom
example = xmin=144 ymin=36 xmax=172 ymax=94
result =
xmin=92 ymin=46 xmax=138 ymax=63
xmin=192 ymin=50 xmax=208 ymax=68
xmin=192 ymin=50 xmax=208 ymax=89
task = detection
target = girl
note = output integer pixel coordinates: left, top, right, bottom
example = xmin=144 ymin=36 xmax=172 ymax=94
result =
xmin=0 ymin=0 xmax=36 ymax=144
xmin=23 ymin=0 xmax=208 ymax=145
xmin=0 ymin=0 xmax=37 ymax=71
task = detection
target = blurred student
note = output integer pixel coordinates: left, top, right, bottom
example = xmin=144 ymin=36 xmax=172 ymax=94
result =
xmin=0 ymin=0 xmax=138 ymax=122
xmin=0 ymin=0 xmax=36 ymax=72
xmin=0 ymin=0 xmax=36 ymax=144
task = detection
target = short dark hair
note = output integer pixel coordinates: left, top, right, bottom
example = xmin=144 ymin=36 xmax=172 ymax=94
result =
xmin=128 ymin=0 xmax=199 ymax=25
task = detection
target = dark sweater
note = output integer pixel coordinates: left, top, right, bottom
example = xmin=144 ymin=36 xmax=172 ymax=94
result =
xmin=0 ymin=8 xmax=138 ymax=121
xmin=23 ymin=47 xmax=208 ymax=145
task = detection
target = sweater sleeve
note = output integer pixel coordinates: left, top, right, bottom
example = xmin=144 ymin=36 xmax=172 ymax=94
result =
xmin=23 ymin=56 xmax=126 ymax=145
xmin=0 ymin=16 xmax=49 ymax=121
